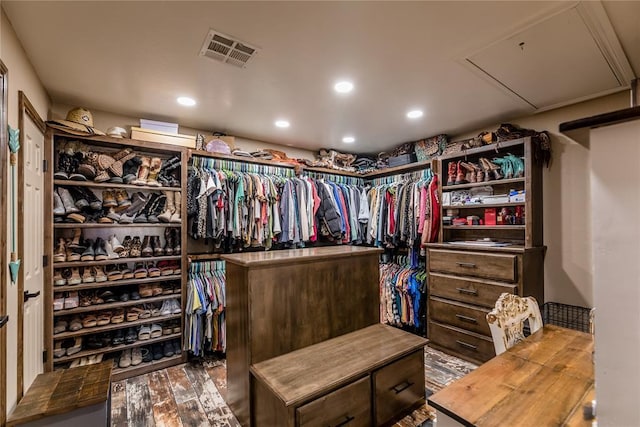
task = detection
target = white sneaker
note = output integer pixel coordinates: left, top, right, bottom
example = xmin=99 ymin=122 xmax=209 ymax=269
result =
xmin=104 ymin=240 xmax=120 ymax=260
xmin=170 ymin=299 xmax=182 ymax=314
xmin=111 ymin=235 xmax=124 ymax=253
xmin=160 ymin=300 xmax=172 ymax=316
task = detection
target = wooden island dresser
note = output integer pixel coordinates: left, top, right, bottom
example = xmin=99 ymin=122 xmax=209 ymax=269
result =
xmin=223 ymin=246 xmax=427 ymax=426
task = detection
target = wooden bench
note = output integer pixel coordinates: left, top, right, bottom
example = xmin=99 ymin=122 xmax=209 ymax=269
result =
xmin=250 ymin=324 xmax=427 ymax=426
xmin=7 ymin=361 xmax=112 ymax=427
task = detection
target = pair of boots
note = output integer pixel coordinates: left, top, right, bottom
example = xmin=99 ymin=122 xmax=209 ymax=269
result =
xmin=132 ymin=193 xmax=167 ymax=224
xmin=158 ymin=191 xmax=181 ymax=223
xmin=163 ymin=228 xmax=181 ymax=256
xmin=54 ymin=187 xmax=101 ymax=223
xmin=133 ymin=157 xmax=163 ymax=187
xmin=446 ymin=159 xmax=503 ymax=185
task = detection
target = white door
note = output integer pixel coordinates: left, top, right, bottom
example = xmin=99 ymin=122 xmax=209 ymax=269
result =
xmin=22 ymin=117 xmax=44 ymax=390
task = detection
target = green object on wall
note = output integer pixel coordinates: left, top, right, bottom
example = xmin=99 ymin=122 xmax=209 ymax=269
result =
xmin=8 ymin=125 xmax=20 ymax=284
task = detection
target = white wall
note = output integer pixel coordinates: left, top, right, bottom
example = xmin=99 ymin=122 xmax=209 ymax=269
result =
xmin=452 ymin=91 xmax=629 ymax=308
xmin=1 ymin=6 xmax=51 ymax=415
xmin=51 ymin=103 xmax=316 ymax=161
xmin=591 ymin=119 xmax=640 ymax=426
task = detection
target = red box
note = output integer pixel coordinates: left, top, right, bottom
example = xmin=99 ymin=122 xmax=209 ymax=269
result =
xmin=484 ymin=208 xmax=496 ymax=225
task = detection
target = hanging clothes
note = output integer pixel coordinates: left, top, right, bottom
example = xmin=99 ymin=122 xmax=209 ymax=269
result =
xmin=379 ymin=249 xmax=426 ymax=331
xmin=187 ymin=158 xmax=366 ymax=251
xmin=367 ymin=169 xmax=437 ymax=248
xmin=185 ymin=260 xmax=227 ymax=355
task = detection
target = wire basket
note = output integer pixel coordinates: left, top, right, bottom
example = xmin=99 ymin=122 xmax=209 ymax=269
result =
xmin=542 ymin=302 xmax=592 ymax=333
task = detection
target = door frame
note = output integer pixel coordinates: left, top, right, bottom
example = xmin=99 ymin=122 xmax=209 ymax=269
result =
xmin=17 ymin=91 xmax=46 ymax=399
xmin=0 ymin=59 xmax=9 ymax=427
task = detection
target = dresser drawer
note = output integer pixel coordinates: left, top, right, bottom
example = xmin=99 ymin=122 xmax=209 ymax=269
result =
xmin=429 ymin=297 xmax=491 ymax=336
xmin=429 ymin=273 xmax=518 ymax=308
xmin=428 ymin=321 xmax=495 ymax=364
xmin=373 ymin=350 xmax=425 ymax=426
xmin=297 ymin=376 xmax=371 ymax=427
xmin=428 ymin=249 xmax=518 ymax=282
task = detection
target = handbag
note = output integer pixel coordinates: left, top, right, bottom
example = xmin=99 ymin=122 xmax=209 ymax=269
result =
xmin=414 ymin=134 xmax=447 ymax=162
xmin=442 ymin=139 xmax=465 ymax=155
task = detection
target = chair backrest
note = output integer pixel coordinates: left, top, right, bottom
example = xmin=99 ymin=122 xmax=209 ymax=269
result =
xmin=486 ymin=293 xmax=543 ymax=355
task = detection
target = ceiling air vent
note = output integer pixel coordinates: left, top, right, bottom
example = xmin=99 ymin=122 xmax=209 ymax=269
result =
xmin=199 ymin=30 xmax=259 ymax=68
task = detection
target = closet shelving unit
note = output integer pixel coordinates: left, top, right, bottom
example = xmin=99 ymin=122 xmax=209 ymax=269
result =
xmin=44 ymin=129 xmax=188 ymax=381
xmin=425 ymin=136 xmax=545 ymax=364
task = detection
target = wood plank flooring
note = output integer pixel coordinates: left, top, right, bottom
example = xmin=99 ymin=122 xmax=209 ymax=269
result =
xmin=111 ymin=346 xmax=477 ymax=426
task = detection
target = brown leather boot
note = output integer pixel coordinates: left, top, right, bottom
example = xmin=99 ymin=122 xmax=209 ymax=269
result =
xmin=164 ymin=228 xmax=174 ymax=256
xmin=146 ymin=158 xmax=163 ymax=187
xmin=141 ymin=235 xmax=153 ymax=257
xmin=133 ymin=157 xmax=151 ymax=186
xmin=447 ymin=162 xmax=457 ymax=186
xmin=152 ymin=235 xmax=164 ymax=256
xmin=454 ymin=161 xmax=467 ymax=185
xmin=461 ymin=162 xmax=477 ymax=183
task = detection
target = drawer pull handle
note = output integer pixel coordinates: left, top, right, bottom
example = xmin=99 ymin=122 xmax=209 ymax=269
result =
xmin=332 ymin=415 xmax=355 ymax=427
xmin=456 ymin=340 xmax=478 ymax=350
xmin=455 ymin=314 xmax=478 ymax=324
xmin=456 ymin=287 xmax=478 ymax=296
xmin=390 ymin=380 xmax=414 ymax=394
xmin=457 ymin=262 xmax=476 ymax=268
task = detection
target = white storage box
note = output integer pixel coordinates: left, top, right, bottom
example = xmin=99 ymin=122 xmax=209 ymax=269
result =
xmin=481 ymin=194 xmax=510 ymax=204
xmin=140 ymin=119 xmax=179 ymax=134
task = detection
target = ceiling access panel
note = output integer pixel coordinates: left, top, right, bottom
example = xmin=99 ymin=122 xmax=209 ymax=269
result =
xmin=462 ymin=2 xmax=635 ymax=112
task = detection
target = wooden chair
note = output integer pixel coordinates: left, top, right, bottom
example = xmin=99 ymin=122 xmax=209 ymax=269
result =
xmin=486 ymin=293 xmax=543 ymax=355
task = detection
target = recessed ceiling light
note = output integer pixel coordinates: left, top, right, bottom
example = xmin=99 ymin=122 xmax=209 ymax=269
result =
xmin=275 ymin=120 xmax=290 ymax=128
xmin=342 ymin=136 xmax=355 ymax=143
xmin=407 ymin=109 xmax=424 ymax=119
xmin=334 ymin=81 xmax=354 ymax=94
xmin=177 ymin=96 xmax=196 ymax=106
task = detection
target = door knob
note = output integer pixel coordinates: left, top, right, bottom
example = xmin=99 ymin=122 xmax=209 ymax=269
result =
xmin=0 ymin=315 xmax=8 ymax=328
xmin=23 ymin=290 xmax=40 ymax=302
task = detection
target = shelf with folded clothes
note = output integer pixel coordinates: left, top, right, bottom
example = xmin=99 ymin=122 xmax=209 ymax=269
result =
xmin=441 ymin=177 xmax=525 ymax=191
xmin=52 ymin=274 xmax=183 ymax=292
xmin=53 ymin=179 xmax=180 ymax=192
xmin=53 ymin=294 xmax=181 ymax=316
xmin=53 ymin=255 xmax=181 ymax=268
xmin=52 ymin=313 xmax=182 ymax=340
xmin=52 ymin=332 xmax=182 ymax=364
xmin=111 ymin=354 xmax=183 ymax=382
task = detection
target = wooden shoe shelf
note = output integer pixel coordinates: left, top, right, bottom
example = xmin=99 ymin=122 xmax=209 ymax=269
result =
xmin=44 ymin=129 xmax=188 ymax=380
xmin=425 ymin=137 xmax=545 ymax=364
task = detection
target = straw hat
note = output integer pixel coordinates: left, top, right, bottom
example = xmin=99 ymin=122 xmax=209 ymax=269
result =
xmin=47 ymin=107 xmax=105 ymax=136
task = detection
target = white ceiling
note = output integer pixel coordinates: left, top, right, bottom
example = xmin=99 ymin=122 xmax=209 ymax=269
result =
xmin=3 ymin=1 xmax=639 ymax=154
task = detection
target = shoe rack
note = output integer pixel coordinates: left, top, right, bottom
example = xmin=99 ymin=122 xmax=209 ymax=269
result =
xmin=44 ymin=129 xmax=188 ymax=381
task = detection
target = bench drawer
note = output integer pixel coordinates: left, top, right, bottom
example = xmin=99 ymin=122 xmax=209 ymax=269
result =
xmin=429 ymin=297 xmax=491 ymax=336
xmin=373 ymin=350 xmax=425 ymax=426
xmin=429 ymin=249 xmax=518 ymax=282
xmin=429 ymin=321 xmax=495 ymax=364
xmin=297 ymin=376 xmax=371 ymax=427
xmin=429 ymin=273 xmax=518 ymax=308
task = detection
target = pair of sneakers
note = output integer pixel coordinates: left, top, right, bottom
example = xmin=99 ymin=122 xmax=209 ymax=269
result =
xmin=160 ymin=299 xmax=181 ymax=316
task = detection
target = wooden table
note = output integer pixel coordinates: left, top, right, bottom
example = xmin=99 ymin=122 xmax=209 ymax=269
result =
xmin=428 ymin=325 xmax=594 ymax=427
xmin=7 ymin=361 xmax=112 ymax=426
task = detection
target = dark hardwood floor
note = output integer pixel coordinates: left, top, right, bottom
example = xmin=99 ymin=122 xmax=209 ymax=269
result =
xmin=111 ymin=346 xmax=477 ymax=427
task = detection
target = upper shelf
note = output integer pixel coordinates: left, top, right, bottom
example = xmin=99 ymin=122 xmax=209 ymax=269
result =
xmin=51 ymin=129 xmax=186 ymax=155
xmin=438 ymin=138 xmax=528 ymax=161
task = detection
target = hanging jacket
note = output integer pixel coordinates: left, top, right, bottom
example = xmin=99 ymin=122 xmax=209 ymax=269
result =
xmin=316 ymin=182 xmax=342 ymax=239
